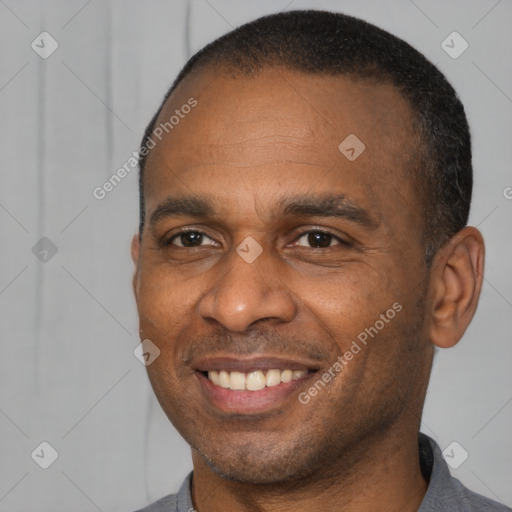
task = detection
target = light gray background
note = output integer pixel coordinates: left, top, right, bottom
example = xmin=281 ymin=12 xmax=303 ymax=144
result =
xmin=0 ymin=0 xmax=511 ymax=511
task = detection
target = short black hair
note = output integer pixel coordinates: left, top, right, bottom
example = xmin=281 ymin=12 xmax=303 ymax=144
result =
xmin=138 ymin=9 xmax=472 ymax=263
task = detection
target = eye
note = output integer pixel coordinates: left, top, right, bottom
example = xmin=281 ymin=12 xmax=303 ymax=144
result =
xmin=168 ymin=230 xmax=217 ymax=248
xmin=295 ymin=231 xmax=344 ymax=248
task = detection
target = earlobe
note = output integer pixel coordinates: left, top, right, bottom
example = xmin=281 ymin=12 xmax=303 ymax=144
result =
xmin=429 ymin=227 xmax=485 ymax=348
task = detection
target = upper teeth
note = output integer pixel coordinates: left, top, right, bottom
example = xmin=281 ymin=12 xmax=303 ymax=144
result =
xmin=208 ymin=369 xmax=307 ymax=391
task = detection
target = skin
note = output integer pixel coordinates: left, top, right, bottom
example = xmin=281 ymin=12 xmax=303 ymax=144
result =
xmin=131 ymin=67 xmax=484 ymax=512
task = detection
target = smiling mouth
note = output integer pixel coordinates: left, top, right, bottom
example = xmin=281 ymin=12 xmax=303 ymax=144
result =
xmin=194 ymin=357 xmax=320 ymax=413
xmin=203 ymin=369 xmax=309 ymax=391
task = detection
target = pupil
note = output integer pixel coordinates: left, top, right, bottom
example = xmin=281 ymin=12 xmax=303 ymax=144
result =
xmin=308 ymin=232 xmax=331 ymax=248
xmin=182 ymin=232 xmax=202 ymax=247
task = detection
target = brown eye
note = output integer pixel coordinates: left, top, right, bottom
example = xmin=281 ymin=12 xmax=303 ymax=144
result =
xmin=169 ymin=231 xmax=216 ymax=247
xmin=296 ymin=231 xmax=341 ymax=248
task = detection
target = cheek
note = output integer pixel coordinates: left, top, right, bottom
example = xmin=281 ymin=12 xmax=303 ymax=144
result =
xmin=293 ymin=269 xmax=419 ymax=392
xmin=136 ymin=266 xmax=201 ymax=407
xmin=136 ymin=262 xmax=202 ymax=333
xmin=295 ymin=270 xmax=396 ymax=341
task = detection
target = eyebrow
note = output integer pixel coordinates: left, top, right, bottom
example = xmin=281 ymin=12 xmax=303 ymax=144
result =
xmin=150 ymin=197 xmax=214 ymax=227
xmin=277 ymin=194 xmax=379 ymax=229
xmin=149 ymin=194 xmax=379 ymax=229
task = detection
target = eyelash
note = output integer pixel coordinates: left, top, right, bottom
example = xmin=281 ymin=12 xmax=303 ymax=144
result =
xmin=164 ymin=228 xmax=350 ymax=249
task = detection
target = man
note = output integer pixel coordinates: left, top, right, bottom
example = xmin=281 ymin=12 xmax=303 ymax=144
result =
xmin=131 ymin=10 xmax=510 ymax=512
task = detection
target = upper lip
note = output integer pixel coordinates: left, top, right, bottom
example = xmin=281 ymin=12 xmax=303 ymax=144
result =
xmin=193 ymin=356 xmax=320 ymax=373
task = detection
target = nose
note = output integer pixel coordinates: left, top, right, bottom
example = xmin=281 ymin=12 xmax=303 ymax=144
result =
xmin=197 ymin=245 xmax=298 ymax=332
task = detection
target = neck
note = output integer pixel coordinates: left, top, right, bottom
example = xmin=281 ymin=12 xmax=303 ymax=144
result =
xmin=190 ymin=424 xmax=428 ymax=512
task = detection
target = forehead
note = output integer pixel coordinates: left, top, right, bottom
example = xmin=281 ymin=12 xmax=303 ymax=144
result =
xmin=144 ymin=67 xmax=419 ymax=224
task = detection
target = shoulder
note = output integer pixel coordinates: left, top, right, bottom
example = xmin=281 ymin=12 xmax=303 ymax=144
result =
xmin=419 ymin=434 xmax=511 ymax=511
xmin=131 ymin=472 xmax=193 ymax=512
xmin=448 ymin=477 xmax=511 ymax=511
xmin=133 ymin=493 xmax=178 ymax=512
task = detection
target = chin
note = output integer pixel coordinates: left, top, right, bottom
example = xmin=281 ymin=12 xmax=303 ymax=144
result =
xmin=203 ymin=455 xmax=311 ymax=485
xmin=194 ymin=435 xmax=327 ymax=485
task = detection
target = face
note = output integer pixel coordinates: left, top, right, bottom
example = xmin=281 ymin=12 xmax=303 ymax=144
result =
xmin=132 ymin=67 xmax=434 ymax=484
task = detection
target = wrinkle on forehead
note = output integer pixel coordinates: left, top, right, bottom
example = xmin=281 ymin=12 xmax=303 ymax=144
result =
xmin=148 ymin=67 xmax=414 ymax=174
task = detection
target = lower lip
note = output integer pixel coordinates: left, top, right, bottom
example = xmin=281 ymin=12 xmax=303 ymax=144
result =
xmin=196 ymin=371 xmax=313 ymax=415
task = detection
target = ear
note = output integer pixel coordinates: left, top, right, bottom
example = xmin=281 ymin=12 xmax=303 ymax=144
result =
xmin=131 ymin=234 xmax=140 ymax=299
xmin=428 ymin=227 xmax=485 ymax=348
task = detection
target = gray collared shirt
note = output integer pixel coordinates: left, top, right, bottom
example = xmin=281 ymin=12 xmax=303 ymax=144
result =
xmin=134 ymin=434 xmax=511 ymax=511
